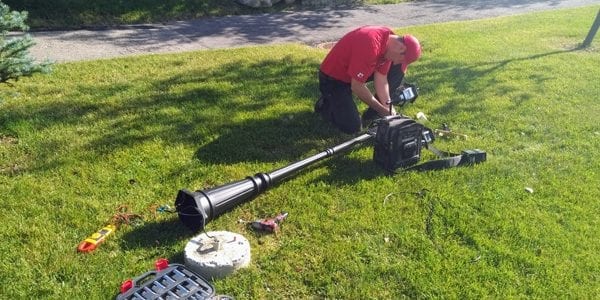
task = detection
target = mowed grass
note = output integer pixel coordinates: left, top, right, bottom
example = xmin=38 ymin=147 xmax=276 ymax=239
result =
xmin=1 ymin=6 xmax=599 ymax=298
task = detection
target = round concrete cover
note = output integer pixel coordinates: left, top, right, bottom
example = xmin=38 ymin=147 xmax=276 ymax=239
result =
xmin=184 ymin=231 xmax=251 ymax=280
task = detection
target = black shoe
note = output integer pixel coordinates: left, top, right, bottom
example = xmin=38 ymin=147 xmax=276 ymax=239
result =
xmin=314 ymin=96 xmax=324 ymax=113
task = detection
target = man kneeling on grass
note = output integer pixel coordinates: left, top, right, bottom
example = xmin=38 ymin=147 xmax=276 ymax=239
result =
xmin=315 ymin=26 xmax=422 ymax=134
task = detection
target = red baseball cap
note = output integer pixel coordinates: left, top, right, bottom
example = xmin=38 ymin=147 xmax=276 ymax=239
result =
xmin=401 ymin=34 xmax=421 ymax=73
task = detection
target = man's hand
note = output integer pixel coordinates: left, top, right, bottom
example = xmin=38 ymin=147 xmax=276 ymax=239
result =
xmin=351 ymin=78 xmax=390 ymax=116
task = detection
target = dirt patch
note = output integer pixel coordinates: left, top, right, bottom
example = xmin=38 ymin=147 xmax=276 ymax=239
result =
xmin=315 ymin=41 xmax=337 ymax=50
xmin=1 ymin=163 xmax=24 ymax=175
xmin=0 ymin=135 xmax=18 ymax=145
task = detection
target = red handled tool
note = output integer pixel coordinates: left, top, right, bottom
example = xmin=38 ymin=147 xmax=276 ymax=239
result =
xmin=251 ymin=212 xmax=288 ymax=233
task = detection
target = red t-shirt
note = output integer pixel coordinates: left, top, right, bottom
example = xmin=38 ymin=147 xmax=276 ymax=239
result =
xmin=320 ymin=26 xmax=393 ymax=83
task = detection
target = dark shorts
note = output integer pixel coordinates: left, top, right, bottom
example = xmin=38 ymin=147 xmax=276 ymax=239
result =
xmin=317 ymin=65 xmax=405 ymax=134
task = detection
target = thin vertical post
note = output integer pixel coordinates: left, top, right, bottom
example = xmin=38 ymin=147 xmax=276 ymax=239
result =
xmin=582 ymin=9 xmax=600 ymax=48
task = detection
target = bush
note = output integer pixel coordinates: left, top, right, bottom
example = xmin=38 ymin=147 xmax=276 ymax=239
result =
xmin=0 ymin=1 xmax=51 ymax=84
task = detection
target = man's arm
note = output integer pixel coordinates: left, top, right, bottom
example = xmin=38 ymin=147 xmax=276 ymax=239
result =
xmin=373 ymin=71 xmax=395 ymax=115
xmin=350 ymin=75 xmax=394 ymax=117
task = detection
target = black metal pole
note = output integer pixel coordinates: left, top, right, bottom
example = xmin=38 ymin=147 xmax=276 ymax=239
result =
xmin=175 ymin=132 xmax=373 ymax=231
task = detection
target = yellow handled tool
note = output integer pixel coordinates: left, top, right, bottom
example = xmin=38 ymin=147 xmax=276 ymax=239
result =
xmin=77 ymin=224 xmax=116 ymax=253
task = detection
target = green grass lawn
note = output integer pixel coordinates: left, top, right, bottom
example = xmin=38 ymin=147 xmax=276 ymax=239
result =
xmin=1 ymin=6 xmax=599 ymax=299
xmin=5 ymin=0 xmax=408 ymax=30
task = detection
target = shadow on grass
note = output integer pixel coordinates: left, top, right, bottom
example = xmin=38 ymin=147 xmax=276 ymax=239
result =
xmin=4 ymin=53 xmax=384 ymax=186
xmin=2 ymin=47 xmax=578 ymax=181
xmin=84 ymin=47 xmax=581 ymax=250
xmin=412 ymin=48 xmax=579 ymax=118
xmin=2 ymin=56 xmax=321 ymax=165
xmin=119 ymin=217 xmax=194 ymax=249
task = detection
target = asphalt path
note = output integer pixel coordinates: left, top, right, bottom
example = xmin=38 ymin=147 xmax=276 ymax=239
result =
xmin=23 ymin=0 xmax=600 ymax=63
